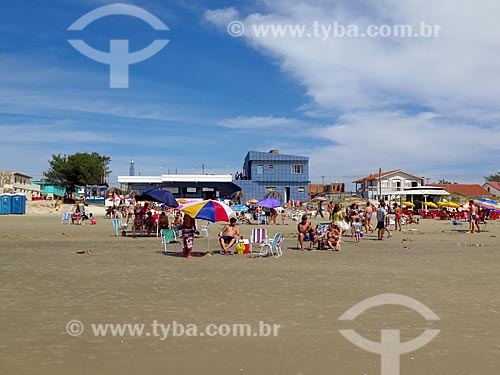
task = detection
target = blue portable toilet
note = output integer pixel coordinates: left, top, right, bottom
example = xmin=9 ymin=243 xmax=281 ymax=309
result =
xmin=0 ymin=194 xmax=12 ymax=215
xmin=11 ymin=194 xmax=26 ymax=214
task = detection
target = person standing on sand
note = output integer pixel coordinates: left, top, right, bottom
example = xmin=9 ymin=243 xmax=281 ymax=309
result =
xmin=376 ymin=204 xmax=387 ymax=240
xmin=181 ymin=214 xmax=198 ymax=258
xmin=394 ymin=203 xmax=402 ymax=231
xmin=363 ymin=202 xmax=374 ymax=233
xmin=468 ymin=200 xmax=480 ymax=233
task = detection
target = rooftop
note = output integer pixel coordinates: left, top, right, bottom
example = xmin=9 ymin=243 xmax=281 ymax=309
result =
xmin=353 ymin=169 xmax=424 ymax=183
xmin=428 ymin=184 xmax=492 ymax=196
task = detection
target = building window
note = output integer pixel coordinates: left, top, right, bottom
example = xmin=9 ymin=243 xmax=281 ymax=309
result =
xmin=257 ymin=165 xmax=264 ymax=175
xmin=298 ymin=187 xmax=305 ymax=192
xmin=266 ymin=187 xmax=276 ymax=191
xmin=268 ymin=164 xmax=274 ymax=169
xmin=291 ymin=165 xmax=303 ymax=174
xmin=186 ymin=187 xmax=197 ymax=193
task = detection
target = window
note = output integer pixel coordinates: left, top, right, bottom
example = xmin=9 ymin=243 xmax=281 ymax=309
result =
xmin=266 ymin=187 xmax=276 ymax=191
xmin=298 ymin=187 xmax=305 ymax=192
xmin=186 ymin=187 xmax=197 ymax=193
xmin=268 ymin=164 xmax=274 ymax=169
xmin=257 ymin=165 xmax=264 ymax=175
xmin=291 ymin=164 xmax=303 ymax=174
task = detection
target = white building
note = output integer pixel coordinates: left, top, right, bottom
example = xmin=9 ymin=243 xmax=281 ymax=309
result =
xmin=482 ymin=181 xmax=500 ymax=197
xmin=0 ymin=171 xmax=40 ymax=199
xmin=353 ymin=169 xmax=425 ymax=200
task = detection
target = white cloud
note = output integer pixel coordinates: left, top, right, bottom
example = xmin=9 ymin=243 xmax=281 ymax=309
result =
xmin=216 ymin=115 xmax=303 ymax=129
xmin=205 ymin=1 xmax=500 ymax=184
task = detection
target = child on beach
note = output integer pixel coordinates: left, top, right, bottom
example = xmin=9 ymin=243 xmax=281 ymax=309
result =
xmin=352 ymin=217 xmax=362 ymax=243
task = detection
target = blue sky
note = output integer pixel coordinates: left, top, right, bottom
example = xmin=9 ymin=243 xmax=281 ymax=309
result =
xmin=1 ymin=0 xmax=500 ymax=188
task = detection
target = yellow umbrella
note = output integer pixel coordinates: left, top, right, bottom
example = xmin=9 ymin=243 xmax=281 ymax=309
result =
xmin=444 ymin=202 xmax=460 ymax=208
xmin=424 ymin=202 xmax=438 ymax=208
xmin=402 ymin=201 xmax=415 ymax=207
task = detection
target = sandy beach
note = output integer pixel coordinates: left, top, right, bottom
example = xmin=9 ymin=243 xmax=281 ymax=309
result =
xmin=1 ymin=213 xmax=500 ymax=375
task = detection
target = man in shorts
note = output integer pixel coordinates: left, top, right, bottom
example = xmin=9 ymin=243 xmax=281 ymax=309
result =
xmin=376 ymin=204 xmax=387 ymax=240
xmin=219 ymin=218 xmax=240 ymax=255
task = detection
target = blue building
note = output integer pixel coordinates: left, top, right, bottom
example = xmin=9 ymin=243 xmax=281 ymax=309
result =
xmin=233 ymin=150 xmax=309 ymax=203
xmin=117 ymin=150 xmax=309 ymax=203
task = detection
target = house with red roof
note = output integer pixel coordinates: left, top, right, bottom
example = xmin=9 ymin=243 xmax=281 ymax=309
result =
xmin=429 ymin=184 xmax=492 ymax=197
xmin=482 ymin=181 xmax=500 ymax=197
xmin=353 ymin=169 xmax=425 ymax=200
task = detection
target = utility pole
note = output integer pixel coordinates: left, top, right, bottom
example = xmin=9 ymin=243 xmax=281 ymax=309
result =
xmin=378 ymin=167 xmax=382 ymax=201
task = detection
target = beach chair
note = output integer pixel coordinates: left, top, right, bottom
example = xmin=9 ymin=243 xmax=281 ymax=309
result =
xmin=250 ymin=228 xmax=268 ymax=255
xmin=161 ymin=229 xmax=178 ymax=254
xmin=199 ymin=222 xmax=210 ymax=238
xmin=113 ymin=219 xmax=125 ymax=237
xmin=61 ymin=212 xmax=71 ymax=224
xmin=260 ymin=232 xmax=283 ymax=258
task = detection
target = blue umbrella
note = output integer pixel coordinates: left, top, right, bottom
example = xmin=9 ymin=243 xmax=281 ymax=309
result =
xmin=257 ymin=197 xmax=281 ymax=208
xmin=135 ymin=189 xmax=179 ymax=208
xmin=231 ymin=204 xmax=249 ymax=212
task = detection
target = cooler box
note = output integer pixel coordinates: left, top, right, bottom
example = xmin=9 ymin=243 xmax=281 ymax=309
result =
xmin=242 ymin=239 xmax=249 ymax=254
xmin=0 ymin=194 xmax=12 ymax=215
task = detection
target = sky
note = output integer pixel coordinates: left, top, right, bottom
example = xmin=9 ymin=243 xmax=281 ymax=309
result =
xmin=1 ymin=0 xmax=500 ymax=189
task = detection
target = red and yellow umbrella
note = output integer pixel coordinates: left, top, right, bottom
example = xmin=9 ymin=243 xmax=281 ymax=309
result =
xmin=181 ymin=200 xmax=234 ymax=223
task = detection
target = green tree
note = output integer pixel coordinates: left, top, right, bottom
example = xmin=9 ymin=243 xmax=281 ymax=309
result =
xmin=485 ymin=172 xmax=500 ymax=182
xmin=44 ymin=152 xmax=111 ymax=192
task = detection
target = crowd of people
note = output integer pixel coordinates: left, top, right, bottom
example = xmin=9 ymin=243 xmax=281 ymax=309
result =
xmin=297 ymin=200 xmax=423 ymax=251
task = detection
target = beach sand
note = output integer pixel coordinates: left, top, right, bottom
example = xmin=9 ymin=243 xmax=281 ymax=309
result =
xmin=1 ymin=214 xmax=499 ymax=375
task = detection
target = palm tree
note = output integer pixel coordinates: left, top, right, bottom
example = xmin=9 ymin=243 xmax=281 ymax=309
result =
xmin=230 ymin=191 xmax=245 ymax=204
xmin=264 ymin=190 xmax=283 ymax=202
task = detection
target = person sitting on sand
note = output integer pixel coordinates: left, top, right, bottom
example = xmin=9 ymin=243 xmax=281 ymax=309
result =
xmin=297 ymin=215 xmax=319 ymax=251
xmin=325 ymin=223 xmax=342 ymax=251
xmin=219 ymin=218 xmax=240 ymax=255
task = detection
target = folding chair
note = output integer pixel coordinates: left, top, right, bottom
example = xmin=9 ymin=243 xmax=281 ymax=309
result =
xmin=199 ymin=222 xmax=210 ymax=238
xmin=61 ymin=212 xmax=71 ymax=224
xmin=113 ymin=219 xmax=124 ymax=237
xmin=250 ymin=228 xmax=268 ymax=255
xmin=260 ymin=232 xmax=283 ymax=257
xmin=161 ymin=229 xmax=178 ymax=254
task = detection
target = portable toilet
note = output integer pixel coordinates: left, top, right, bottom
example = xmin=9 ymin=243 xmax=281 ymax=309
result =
xmin=11 ymin=194 xmax=26 ymax=215
xmin=0 ymin=194 xmax=12 ymax=215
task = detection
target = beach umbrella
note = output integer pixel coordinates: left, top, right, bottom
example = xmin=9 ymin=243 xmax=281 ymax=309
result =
xmin=231 ymin=204 xmax=249 ymax=212
xmin=181 ymin=200 xmax=234 ymax=252
xmin=181 ymin=200 xmax=234 ymax=223
xmin=312 ymin=196 xmax=327 ymax=202
xmin=443 ymin=202 xmax=460 ymax=208
xmin=474 ymin=198 xmax=500 ymax=212
xmin=256 ymin=197 xmax=281 ymax=208
xmin=424 ymin=202 xmax=438 ymax=208
xmin=402 ymin=201 xmax=415 ymax=207
xmin=135 ymin=189 xmax=179 ymax=208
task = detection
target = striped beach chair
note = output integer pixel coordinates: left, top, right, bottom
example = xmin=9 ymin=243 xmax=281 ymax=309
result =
xmin=250 ymin=228 xmax=268 ymax=255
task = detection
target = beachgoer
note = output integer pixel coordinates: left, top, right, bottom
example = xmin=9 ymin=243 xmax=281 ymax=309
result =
xmin=281 ymin=210 xmax=286 ymax=225
xmin=219 ymin=217 xmax=240 ymax=255
xmin=364 ymin=202 xmax=374 ymax=233
xmin=352 ymin=217 xmax=362 ymax=243
xmin=158 ymin=212 xmax=169 ymax=230
xmin=376 ymin=204 xmax=387 ymax=240
xmin=297 ymin=215 xmax=318 ymax=251
xmin=394 ymin=203 xmax=402 ymax=231
xmin=325 ymin=223 xmax=341 ymax=251
xmin=144 ymin=211 xmax=155 ymax=236
xmin=468 ymin=200 xmax=480 ymax=233
xmin=181 ymin=214 xmax=198 ymax=258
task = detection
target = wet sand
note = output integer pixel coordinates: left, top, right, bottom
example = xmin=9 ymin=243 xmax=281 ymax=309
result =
xmin=1 ymin=214 xmax=499 ymax=375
